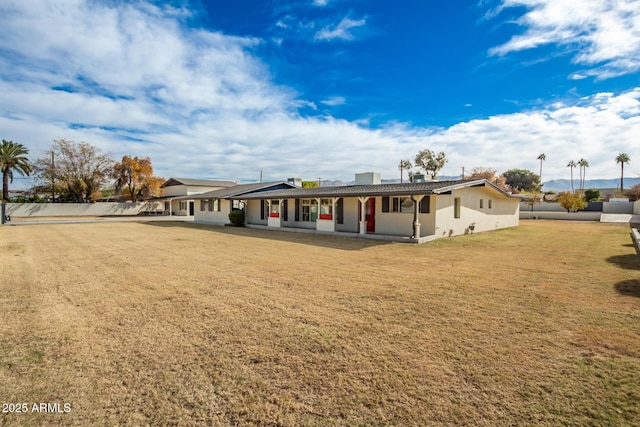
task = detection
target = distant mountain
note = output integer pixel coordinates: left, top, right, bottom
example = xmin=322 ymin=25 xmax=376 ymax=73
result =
xmin=542 ymin=178 xmax=640 ymax=192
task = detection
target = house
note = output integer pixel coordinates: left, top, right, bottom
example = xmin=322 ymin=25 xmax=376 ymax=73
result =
xmin=186 ymin=172 xmax=520 ymax=243
xmin=152 ymin=178 xmax=237 ymax=216
xmin=184 ymin=181 xmax=299 ymax=225
xmin=230 ymin=175 xmax=519 ymax=243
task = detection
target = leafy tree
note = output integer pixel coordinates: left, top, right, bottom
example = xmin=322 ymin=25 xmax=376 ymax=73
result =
xmin=567 ymin=160 xmax=577 ymax=193
xmin=524 ymin=190 xmax=542 ymax=213
xmin=537 ymin=153 xmax=546 ymax=184
xmin=558 ymin=191 xmax=587 ymax=212
xmin=584 ymin=189 xmax=601 ymax=202
xmin=398 ymin=159 xmax=412 ymax=183
xmin=502 ymin=168 xmax=540 ymax=192
xmin=302 ymin=181 xmax=319 ymax=188
xmin=0 ymin=140 xmax=32 ymax=201
xmin=414 ymin=149 xmax=447 ymax=179
xmin=578 ymin=158 xmax=589 ymax=193
xmin=624 ymin=184 xmax=640 ymax=202
xmin=616 ymin=153 xmax=630 ymax=192
xmin=465 ymin=167 xmax=507 ymax=190
xmin=32 ymin=139 xmax=114 ymax=203
xmin=113 ymin=156 xmax=164 ymax=202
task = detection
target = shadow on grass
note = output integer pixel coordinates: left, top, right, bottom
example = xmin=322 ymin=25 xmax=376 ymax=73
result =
xmin=614 ymin=280 xmax=640 ymax=297
xmin=142 ymin=221 xmax=390 ymax=251
xmin=606 ymin=254 xmax=640 ymax=271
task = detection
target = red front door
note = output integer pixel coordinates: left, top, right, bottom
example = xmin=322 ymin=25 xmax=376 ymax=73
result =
xmin=366 ymin=198 xmax=375 ymax=232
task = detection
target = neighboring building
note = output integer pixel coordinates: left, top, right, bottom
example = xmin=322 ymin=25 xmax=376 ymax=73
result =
xmin=228 ymin=177 xmax=519 ymax=243
xmin=153 ymin=178 xmax=236 ymax=216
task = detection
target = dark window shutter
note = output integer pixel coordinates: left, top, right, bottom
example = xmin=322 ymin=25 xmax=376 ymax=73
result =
xmin=295 ymin=199 xmax=300 ymax=221
xmin=336 ymin=198 xmax=344 ymax=224
xmin=382 ymin=196 xmax=390 ymax=213
xmin=260 ymin=200 xmax=265 ymax=220
xmin=420 ymin=196 xmax=430 ymax=213
xmin=283 ymin=200 xmax=288 ymax=221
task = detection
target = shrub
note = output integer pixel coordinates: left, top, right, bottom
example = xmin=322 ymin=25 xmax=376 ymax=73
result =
xmin=558 ymin=192 xmax=587 ymax=212
xmin=228 ymin=210 xmax=245 ymax=227
xmin=584 ymin=189 xmax=601 ymax=202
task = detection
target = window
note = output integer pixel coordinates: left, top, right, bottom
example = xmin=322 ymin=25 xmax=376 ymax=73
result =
xmin=214 ymin=199 xmax=221 ymax=212
xmin=420 ymin=196 xmax=430 ymax=213
xmin=319 ymin=199 xmax=333 ymax=220
xmin=208 ymin=200 xmax=214 ymax=212
xmin=200 ymin=200 xmax=206 ymax=211
xmin=180 ymin=201 xmax=187 ymax=211
xmin=301 ymin=199 xmax=318 ymax=221
xmin=488 ymin=199 xmax=492 ymax=209
xmin=383 ymin=196 xmax=413 ymax=213
xmin=480 ymin=199 xmax=484 ymax=209
xmin=454 ymin=197 xmax=461 ymax=218
xmin=269 ymin=200 xmax=280 ymax=217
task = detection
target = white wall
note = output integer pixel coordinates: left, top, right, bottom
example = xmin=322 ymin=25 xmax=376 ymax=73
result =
xmin=194 ymin=199 xmax=232 ymax=225
xmin=336 ymin=198 xmax=359 ymax=233
xmin=5 ymin=202 xmax=158 ymax=217
xmin=246 ymin=200 xmax=267 ymax=225
xmin=434 ymin=187 xmax=519 ymax=238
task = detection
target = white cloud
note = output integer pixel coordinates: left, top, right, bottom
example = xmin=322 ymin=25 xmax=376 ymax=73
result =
xmin=321 ymin=96 xmax=346 ymax=106
xmin=315 ymin=16 xmax=366 ymax=41
xmin=490 ymin=0 xmax=640 ymax=79
xmin=313 ymin=0 xmax=329 ymax=6
xmin=1 ymin=0 xmax=640 ymax=188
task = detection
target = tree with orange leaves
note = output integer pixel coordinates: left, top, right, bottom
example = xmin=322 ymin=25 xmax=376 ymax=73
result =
xmin=113 ymin=156 xmax=164 ymax=202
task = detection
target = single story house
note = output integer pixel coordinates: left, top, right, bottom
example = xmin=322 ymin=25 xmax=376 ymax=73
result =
xmin=151 ymin=178 xmax=237 ymax=215
xmin=186 ymin=173 xmax=520 ymax=243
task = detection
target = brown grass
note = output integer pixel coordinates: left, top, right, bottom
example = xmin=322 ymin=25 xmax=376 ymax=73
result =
xmin=1 ymin=220 xmax=639 ymax=426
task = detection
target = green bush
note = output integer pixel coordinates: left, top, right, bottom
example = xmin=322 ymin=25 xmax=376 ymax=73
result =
xmin=228 ymin=210 xmax=245 ymax=227
xmin=584 ymin=189 xmax=601 ymax=202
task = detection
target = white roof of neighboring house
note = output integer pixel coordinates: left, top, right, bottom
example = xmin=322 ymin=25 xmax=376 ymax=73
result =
xmin=160 ymin=178 xmax=237 ymax=188
xmin=177 ymin=181 xmax=298 ymax=200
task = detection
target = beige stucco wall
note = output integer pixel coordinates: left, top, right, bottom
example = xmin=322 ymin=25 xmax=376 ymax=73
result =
xmin=163 ymin=185 xmax=226 ymax=197
xmin=246 ymin=199 xmax=267 ymax=225
xmin=434 ymin=187 xmax=519 ymax=238
xmin=194 ymin=199 xmax=232 ymax=225
xmin=336 ymin=198 xmax=359 ymax=233
xmin=5 ymin=202 xmax=158 ymax=217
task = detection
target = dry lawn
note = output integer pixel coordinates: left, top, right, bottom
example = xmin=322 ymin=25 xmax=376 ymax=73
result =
xmin=0 ymin=220 xmax=639 ymax=426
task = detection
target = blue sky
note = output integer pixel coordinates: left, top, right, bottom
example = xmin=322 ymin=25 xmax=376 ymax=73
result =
xmin=1 ymin=0 xmax=640 ymax=186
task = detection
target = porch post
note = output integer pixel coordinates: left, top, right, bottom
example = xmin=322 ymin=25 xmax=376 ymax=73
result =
xmin=169 ymin=198 xmax=173 ymax=216
xmin=411 ymin=195 xmax=424 ymax=239
xmin=358 ymin=196 xmax=369 ymax=234
xmin=332 ymin=197 xmax=337 ymax=228
xmin=279 ymin=198 xmax=284 ymax=226
xmin=241 ymin=199 xmax=248 ymax=225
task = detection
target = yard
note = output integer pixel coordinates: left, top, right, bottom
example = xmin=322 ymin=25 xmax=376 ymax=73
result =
xmin=0 ymin=220 xmax=639 ymax=426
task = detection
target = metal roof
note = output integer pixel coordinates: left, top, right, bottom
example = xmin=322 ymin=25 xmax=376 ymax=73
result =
xmin=160 ymin=178 xmax=237 ymax=188
xmin=228 ymin=179 xmax=514 ymax=200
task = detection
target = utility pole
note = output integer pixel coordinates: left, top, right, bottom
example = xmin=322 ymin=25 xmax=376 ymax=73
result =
xmin=317 ymin=177 xmax=321 ymax=187
xmin=51 ymin=151 xmax=55 ymax=203
xmin=461 ymin=166 xmax=465 ymax=180
xmin=259 ymin=170 xmax=262 ymax=183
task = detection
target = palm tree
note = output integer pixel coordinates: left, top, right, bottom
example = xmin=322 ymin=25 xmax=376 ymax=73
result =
xmin=616 ymin=153 xmax=630 ymax=192
xmin=567 ymin=160 xmax=577 ymax=193
xmin=0 ymin=140 xmax=32 ymax=201
xmin=537 ymin=153 xmax=546 ymax=186
xmin=578 ymin=158 xmax=589 ymax=194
